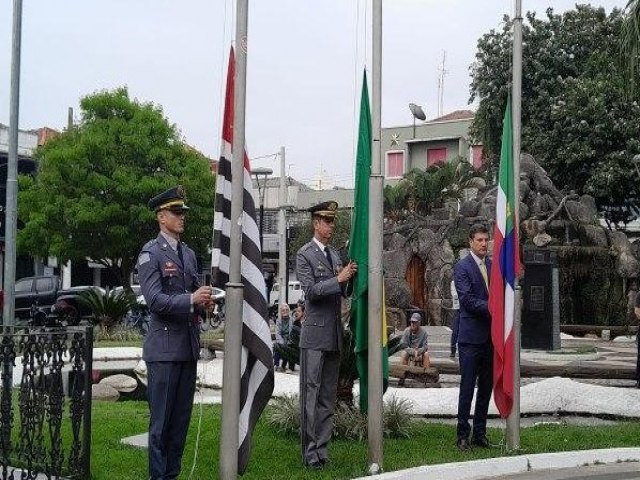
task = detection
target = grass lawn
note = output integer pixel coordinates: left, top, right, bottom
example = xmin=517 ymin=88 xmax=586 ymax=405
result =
xmin=91 ymin=400 xmax=640 ymax=480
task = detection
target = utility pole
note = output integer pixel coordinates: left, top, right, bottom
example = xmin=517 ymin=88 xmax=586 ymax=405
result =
xmin=277 ymin=146 xmax=287 ymax=307
xmin=62 ymin=107 xmax=74 ymax=289
xmin=3 ymin=0 xmax=24 ymax=328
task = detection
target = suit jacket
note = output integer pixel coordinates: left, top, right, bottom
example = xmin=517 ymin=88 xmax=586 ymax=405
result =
xmin=138 ymin=233 xmax=201 ymax=362
xmin=296 ymin=240 xmax=344 ymax=352
xmin=453 ymin=254 xmax=492 ymax=345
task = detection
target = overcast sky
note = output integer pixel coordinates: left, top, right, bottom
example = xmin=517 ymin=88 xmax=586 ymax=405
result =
xmin=0 ymin=0 xmax=625 ymax=188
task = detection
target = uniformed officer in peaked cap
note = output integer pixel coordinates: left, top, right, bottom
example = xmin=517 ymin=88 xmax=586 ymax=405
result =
xmin=295 ymin=200 xmax=357 ymax=469
xmin=307 ymin=200 xmax=338 ymax=218
xmin=137 ymin=185 xmax=213 ymax=480
xmin=147 ymin=185 xmax=190 ymax=212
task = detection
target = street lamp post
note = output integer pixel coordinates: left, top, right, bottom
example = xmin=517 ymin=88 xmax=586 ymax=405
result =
xmin=251 ymin=167 xmax=273 ymax=252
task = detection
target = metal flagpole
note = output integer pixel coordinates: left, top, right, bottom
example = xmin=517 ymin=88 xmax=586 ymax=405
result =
xmin=219 ymin=0 xmax=248 ymax=477
xmin=3 ymin=0 xmax=24 ymax=328
xmin=507 ymin=0 xmax=523 ymax=450
xmin=278 ymin=146 xmax=287 ymax=308
xmin=367 ymin=0 xmax=384 ymax=473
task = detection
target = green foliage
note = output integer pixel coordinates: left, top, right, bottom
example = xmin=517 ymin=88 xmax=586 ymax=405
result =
xmin=94 ymin=324 xmax=144 ymax=343
xmin=17 ymin=87 xmax=215 ymax=287
xmin=267 ymin=394 xmax=413 ymax=441
xmin=398 ymin=159 xmax=477 ymax=218
xmin=470 ymin=6 xmax=640 ymax=224
xmin=79 ymin=288 xmax=137 ymax=332
xmin=383 ymin=181 xmax=410 ymax=221
xmin=622 ymin=0 xmax=640 ymax=95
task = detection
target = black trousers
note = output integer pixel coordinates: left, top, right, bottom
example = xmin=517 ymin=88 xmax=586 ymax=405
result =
xmin=147 ymin=361 xmax=197 ymax=480
xmin=456 ymin=341 xmax=493 ymax=441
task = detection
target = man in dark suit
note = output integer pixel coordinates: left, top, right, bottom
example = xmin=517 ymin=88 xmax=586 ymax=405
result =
xmin=296 ymin=201 xmax=357 ymax=469
xmin=453 ymin=223 xmax=493 ymax=451
xmin=137 ymin=186 xmax=213 ymax=480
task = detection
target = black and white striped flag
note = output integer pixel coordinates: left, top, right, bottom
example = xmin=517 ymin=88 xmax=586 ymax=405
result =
xmin=211 ymin=47 xmax=274 ymax=475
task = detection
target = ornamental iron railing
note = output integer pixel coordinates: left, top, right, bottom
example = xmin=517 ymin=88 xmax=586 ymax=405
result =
xmin=0 ymin=326 xmax=93 ymax=479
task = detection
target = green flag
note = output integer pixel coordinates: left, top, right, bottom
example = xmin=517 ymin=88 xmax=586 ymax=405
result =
xmin=349 ymin=71 xmax=389 ymax=413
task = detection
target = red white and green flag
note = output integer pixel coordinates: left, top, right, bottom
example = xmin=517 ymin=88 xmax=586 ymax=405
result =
xmin=489 ymin=95 xmax=521 ymax=419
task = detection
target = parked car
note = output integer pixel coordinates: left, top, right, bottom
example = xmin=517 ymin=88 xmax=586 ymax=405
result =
xmin=52 ymin=285 xmax=107 ymax=326
xmin=13 ymin=276 xmax=106 ymax=326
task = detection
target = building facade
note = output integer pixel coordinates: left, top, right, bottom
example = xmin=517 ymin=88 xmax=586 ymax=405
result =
xmin=380 ymin=110 xmax=483 ymax=183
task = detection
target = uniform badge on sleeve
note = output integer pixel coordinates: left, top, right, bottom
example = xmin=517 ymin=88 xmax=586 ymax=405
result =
xmin=138 ymin=252 xmax=150 ymax=266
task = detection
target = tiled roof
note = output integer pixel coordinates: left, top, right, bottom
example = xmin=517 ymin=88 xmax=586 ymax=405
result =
xmin=429 ymin=110 xmax=475 ymax=123
xmin=35 ymin=127 xmax=60 ymax=146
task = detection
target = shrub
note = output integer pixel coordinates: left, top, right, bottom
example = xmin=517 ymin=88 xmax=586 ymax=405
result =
xmin=267 ymin=394 xmax=413 ymax=440
xmin=79 ymin=289 xmax=137 ymax=333
xmin=94 ymin=324 xmax=144 ymax=343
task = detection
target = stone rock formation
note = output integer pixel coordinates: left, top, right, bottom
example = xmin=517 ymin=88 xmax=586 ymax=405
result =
xmin=383 ymin=153 xmax=640 ymax=328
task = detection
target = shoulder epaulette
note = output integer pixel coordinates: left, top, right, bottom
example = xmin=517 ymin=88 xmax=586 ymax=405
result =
xmin=142 ymin=239 xmax=158 ymax=251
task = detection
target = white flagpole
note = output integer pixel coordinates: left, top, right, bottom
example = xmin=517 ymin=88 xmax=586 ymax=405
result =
xmin=219 ymin=0 xmax=249 ymax=477
xmin=507 ymin=0 xmax=523 ymax=450
xmin=367 ymin=0 xmax=384 ymax=473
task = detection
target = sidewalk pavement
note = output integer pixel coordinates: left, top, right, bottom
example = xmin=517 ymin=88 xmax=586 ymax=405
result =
xmin=353 ymin=449 xmax=640 ymax=480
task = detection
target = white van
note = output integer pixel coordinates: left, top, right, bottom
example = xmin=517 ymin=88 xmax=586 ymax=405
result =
xmin=269 ymin=281 xmax=304 ymax=306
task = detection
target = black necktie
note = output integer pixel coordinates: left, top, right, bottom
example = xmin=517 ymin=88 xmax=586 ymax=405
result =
xmin=324 ymin=246 xmax=334 ymax=272
xmin=177 ymin=242 xmax=184 ymax=266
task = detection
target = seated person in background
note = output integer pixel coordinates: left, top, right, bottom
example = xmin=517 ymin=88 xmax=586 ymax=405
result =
xmin=291 ymin=301 xmax=305 ymax=340
xmin=274 ymin=303 xmax=294 ymax=372
xmin=400 ymin=313 xmax=430 ymax=368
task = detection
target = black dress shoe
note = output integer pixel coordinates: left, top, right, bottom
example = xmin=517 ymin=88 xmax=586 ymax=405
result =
xmin=319 ymin=457 xmax=329 ymax=466
xmin=305 ymin=460 xmax=323 ymax=470
xmin=471 ymin=436 xmax=491 ymax=448
xmin=456 ymin=437 xmax=471 ymax=451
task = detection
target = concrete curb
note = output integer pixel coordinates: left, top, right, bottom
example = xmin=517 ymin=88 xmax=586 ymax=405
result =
xmin=353 ymin=448 xmax=640 ymax=480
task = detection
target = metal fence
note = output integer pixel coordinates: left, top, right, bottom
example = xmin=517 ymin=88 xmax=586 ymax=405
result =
xmin=0 ymin=326 xmax=93 ymax=479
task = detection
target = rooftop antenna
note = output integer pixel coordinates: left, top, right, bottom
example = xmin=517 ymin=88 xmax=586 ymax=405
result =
xmin=437 ymin=50 xmax=448 ymax=117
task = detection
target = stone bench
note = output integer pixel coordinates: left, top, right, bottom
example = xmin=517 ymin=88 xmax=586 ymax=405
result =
xmin=389 ymin=363 xmax=440 ymax=387
xmin=201 ymin=338 xmax=225 ymax=358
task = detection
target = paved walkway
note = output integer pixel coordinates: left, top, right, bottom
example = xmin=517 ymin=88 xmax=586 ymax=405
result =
xmin=353 ymin=449 xmax=640 ymax=480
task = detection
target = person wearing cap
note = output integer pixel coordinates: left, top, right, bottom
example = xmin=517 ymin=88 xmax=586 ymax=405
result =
xmin=296 ymin=200 xmax=357 ymax=469
xmin=137 ymin=185 xmax=214 ymax=480
xmin=453 ymin=223 xmax=493 ymax=452
xmin=400 ymin=313 xmax=430 ymax=369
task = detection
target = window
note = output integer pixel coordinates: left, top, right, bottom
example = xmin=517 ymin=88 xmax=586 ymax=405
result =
xmin=35 ymin=278 xmax=53 ymax=292
xmin=472 ymin=145 xmax=485 ymax=169
xmin=15 ymin=279 xmax=32 ymax=293
xmin=427 ymin=148 xmax=447 ymax=167
xmin=386 ymin=151 xmax=404 ymax=178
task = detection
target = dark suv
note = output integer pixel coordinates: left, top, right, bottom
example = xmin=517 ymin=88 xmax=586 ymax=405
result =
xmin=15 ymin=275 xmax=61 ymax=320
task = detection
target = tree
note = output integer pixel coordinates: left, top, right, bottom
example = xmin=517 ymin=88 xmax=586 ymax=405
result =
xmin=470 ymin=6 xmax=640 ymax=225
xmin=18 ymin=88 xmax=215 ymax=288
xmin=396 ymin=159 xmax=476 ymax=218
xmin=622 ymin=0 xmax=640 ymax=95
